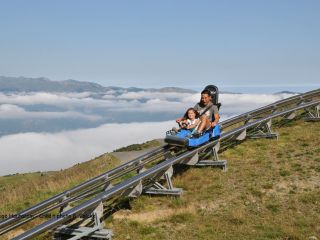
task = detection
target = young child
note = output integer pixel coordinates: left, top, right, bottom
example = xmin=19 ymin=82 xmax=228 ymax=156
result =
xmin=180 ymin=107 xmax=201 ymax=134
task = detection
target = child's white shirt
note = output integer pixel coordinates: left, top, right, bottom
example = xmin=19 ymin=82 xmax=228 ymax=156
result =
xmin=187 ymin=118 xmax=199 ymax=125
xmin=187 ymin=118 xmax=200 ymax=132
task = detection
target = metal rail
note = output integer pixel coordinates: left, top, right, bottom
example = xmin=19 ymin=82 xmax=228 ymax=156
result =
xmin=0 ymin=146 xmax=171 ymax=234
xmin=220 ymin=88 xmax=320 ymax=128
xmin=12 ymin=99 xmax=320 ymax=240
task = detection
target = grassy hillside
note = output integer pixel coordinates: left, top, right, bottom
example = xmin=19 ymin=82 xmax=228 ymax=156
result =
xmin=113 ymin=139 xmax=161 ymax=152
xmin=109 ymin=120 xmax=320 ymax=240
xmin=0 ymin=154 xmax=119 ymax=217
xmin=1 ymin=120 xmax=319 ymax=240
xmin=0 ymin=141 xmax=161 ymax=239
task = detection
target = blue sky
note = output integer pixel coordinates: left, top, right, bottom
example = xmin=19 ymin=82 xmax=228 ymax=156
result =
xmin=0 ymin=0 xmax=319 ymax=90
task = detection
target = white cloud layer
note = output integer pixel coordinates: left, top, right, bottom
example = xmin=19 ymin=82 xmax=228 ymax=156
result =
xmin=0 ymin=91 xmax=296 ymax=175
xmin=0 ymin=104 xmax=101 ymax=120
xmin=0 ymin=91 xmax=295 ymax=118
xmin=219 ymin=92 xmax=295 ymax=118
xmin=0 ymin=121 xmax=173 ymax=175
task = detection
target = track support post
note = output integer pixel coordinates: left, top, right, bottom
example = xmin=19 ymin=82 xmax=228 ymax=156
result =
xmin=59 ymin=194 xmax=72 ymax=214
xmin=195 ymin=142 xmax=228 ymax=171
xmin=54 ymin=202 xmax=113 ymax=240
xmin=180 ymin=142 xmax=227 ymax=171
xmin=304 ymin=104 xmax=320 ymax=122
xmin=248 ymin=119 xmax=278 ymax=139
xmin=144 ymin=166 xmax=182 ymax=196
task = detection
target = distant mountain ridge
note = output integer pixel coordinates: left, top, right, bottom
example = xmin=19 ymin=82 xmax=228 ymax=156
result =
xmin=0 ymin=76 xmax=195 ymax=93
xmin=273 ymin=91 xmax=300 ymax=95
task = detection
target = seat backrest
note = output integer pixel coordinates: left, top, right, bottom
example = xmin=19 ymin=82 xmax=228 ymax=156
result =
xmin=203 ymin=85 xmax=221 ymax=110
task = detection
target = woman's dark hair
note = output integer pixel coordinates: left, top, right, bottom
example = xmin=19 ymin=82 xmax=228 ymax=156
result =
xmin=184 ymin=107 xmax=200 ymax=119
xmin=201 ymin=89 xmax=211 ymax=96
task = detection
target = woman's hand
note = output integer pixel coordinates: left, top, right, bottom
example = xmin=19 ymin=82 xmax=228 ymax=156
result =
xmin=211 ymin=122 xmax=217 ymax=127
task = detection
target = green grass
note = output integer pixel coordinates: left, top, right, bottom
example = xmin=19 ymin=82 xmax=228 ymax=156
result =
xmin=0 ymin=153 xmax=119 ymax=217
xmin=113 ymin=140 xmax=161 ymax=152
xmin=110 ymin=120 xmax=320 ymax=240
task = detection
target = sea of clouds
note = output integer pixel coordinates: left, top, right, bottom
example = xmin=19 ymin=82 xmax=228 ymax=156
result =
xmin=0 ymin=90 xmax=295 ymax=175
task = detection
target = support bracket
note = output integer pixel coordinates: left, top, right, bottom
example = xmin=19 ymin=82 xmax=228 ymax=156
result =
xmin=144 ymin=166 xmax=182 ymax=196
xmin=283 ymin=111 xmax=296 ymax=120
xmin=195 ymin=142 xmax=227 ymax=171
xmin=59 ymin=194 xmax=72 ymax=214
xmin=122 ymin=181 xmax=143 ymax=198
xmin=236 ymin=129 xmax=247 ymax=141
xmin=304 ymin=104 xmax=320 ymax=122
xmin=180 ymin=142 xmax=227 ymax=171
xmin=248 ymin=120 xmax=278 ymax=139
xmin=54 ymin=202 xmax=113 ymax=240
